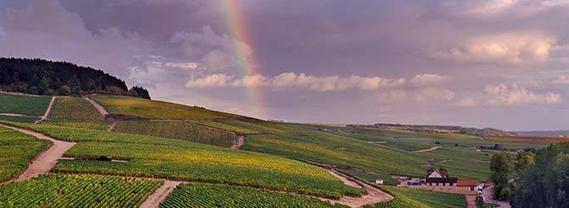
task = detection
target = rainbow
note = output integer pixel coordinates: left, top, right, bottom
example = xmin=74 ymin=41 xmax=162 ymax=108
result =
xmin=218 ymin=0 xmax=268 ymax=119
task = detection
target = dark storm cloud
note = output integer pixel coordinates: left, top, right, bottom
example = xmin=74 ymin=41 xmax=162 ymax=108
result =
xmin=1 ymin=0 xmax=568 ymax=130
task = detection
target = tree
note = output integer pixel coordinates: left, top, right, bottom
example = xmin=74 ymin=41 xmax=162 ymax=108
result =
xmin=490 ymin=152 xmax=512 ymax=200
xmin=513 ymin=151 xmax=535 ymax=182
xmin=511 ymin=143 xmax=569 ymax=208
xmin=129 ymin=86 xmax=151 ymax=99
xmin=0 ymin=57 xmax=150 ymax=98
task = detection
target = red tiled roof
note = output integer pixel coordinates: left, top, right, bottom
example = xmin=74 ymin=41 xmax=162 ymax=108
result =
xmin=457 ymin=179 xmax=478 ymax=187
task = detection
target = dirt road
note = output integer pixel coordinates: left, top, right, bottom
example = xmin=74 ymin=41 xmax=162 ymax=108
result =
xmin=140 ymin=180 xmax=182 ymax=208
xmin=231 ymin=135 xmax=245 ymax=149
xmin=482 ymin=183 xmax=511 ymax=208
xmin=35 ymin=96 xmax=56 ymax=124
xmin=465 ymin=194 xmax=477 ymax=208
xmin=322 ymin=169 xmax=393 ymax=208
xmin=83 ymin=97 xmax=109 ymax=118
xmin=414 ymin=145 xmax=441 ymax=153
xmin=0 ymin=124 xmax=75 ymax=184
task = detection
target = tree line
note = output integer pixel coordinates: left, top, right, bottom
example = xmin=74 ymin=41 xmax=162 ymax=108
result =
xmin=490 ymin=143 xmax=569 ymax=207
xmin=0 ymin=57 xmax=150 ymax=99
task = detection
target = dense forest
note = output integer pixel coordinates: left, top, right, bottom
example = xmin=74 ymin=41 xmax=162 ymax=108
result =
xmin=0 ymin=58 xmax=150 ymax=99
xmin=489 ymin=143 xmax=569 ymax=208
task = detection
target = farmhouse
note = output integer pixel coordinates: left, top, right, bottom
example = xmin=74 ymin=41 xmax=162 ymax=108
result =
xmin=400 ymin=168 xmax=479 ymax=194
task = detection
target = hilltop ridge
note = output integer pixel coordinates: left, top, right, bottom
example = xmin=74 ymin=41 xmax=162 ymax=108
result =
xmin=350 ymin=123 xmax=516 ymax=137
xmin=0 ymin=57 xmax=150 ymax=99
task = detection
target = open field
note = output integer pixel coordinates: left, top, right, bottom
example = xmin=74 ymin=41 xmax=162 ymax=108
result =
xmin=161 ymin=183 xmax=345 ymax=208
xmin=46 ymin=96 xmax=111 ymax=130
xmin=1 ymin=121 xmax=363 ymax=199
xmin=0 ymin=128 xmax=49 ymax=181
xmin=113 ymin=120 xmax=237 ymax=148
xmin=90 ymin=95 xmax=240 ymax=120
xmin=0 ymin=94 xmax=51 ymax=116
xmin=0 ymin=174 xmax=160 ymax=207
xmin=375 ymin=186 xmax=465 ymax=208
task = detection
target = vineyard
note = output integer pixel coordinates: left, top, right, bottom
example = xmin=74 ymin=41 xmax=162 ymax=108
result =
xmin=46 ymin=97 xmax=111 ymax=130
xmin=160 ymin=183 xmax=346 ymax=208
xmin=0 ymin=174 xmax=161 ymax=207
xmin=113 ymin=120 xmax=237 ymax=148
xmin=0 ymin=115 xmax=38 ymax=123
xmin=0 ymin=94 xmax=50 ymax=116
xmin=0 ymin=128 xmax=49 ymax=181
xmin=334 ymin=126 xmax=543 ymax=180
xmin=49 ymin=97 xmax=104 ymax=121
xmin=0 ymin=122 xmax=364 ymax=199
xmin=90 ymin=95 xmax=239 ymax=120
xmin=375 ymin=186 xmax=465 ymax=208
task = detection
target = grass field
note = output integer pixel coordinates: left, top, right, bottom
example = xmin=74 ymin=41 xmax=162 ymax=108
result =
xmin=113 ymin=120 xmax=237 ymax=148
xmin=46 ymin=96 xmax=111 ymax=130
xmin=1 ymin=121 xmax=363 ymax=199
xmin=0 ymin=94 xmax=50 ymax=116
xmin=0 ymin=128 xmax=49 ymax=181
xmin=375 ymin=186 xmax=465 ymax=208
xmin=90 ymin=95 xmax=240 ymax=120
xmin=161 ymin=183 xmax=345 ymax=208
xmin=0 ymin=174 xmax=160 ymax=207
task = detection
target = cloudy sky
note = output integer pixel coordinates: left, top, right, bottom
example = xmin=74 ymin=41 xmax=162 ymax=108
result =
xmin=1 ymin=0 xmax=568 ymax=131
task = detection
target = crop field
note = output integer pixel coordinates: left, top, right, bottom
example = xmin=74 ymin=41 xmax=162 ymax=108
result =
xmin=241 ymin=125 xmax=428 ymax=184
xmin=46 ymin=97 xmax=111 ymax=130
xmin=0 ymin=174 xmax=161 ymax=207
xmin=2 ymin=122 xmax=363 ymax=199
xmin=0 ymin=94 xmax=50 ymax=116
xmin=0 ymin=128 xmax=49 ymax=181
xmin=90 ymin=95 xmax=239 ymax=120
xmin=160 ymin=183 xmax=345 ymax=208
xmin=375 ymin=186 xmax=465 ymax=208
xmin=188 ymin=119 xmax=261 ymax=135
xmin=113 ymin=120 xmax=237 ymax=147
xmin=49 ymin=97 xmax=104 ymax=121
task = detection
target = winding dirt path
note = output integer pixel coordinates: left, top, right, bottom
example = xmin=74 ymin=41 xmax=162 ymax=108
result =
xmin=83 ymin=97 xmax=109 ymax=118
xmin=414 ymin=145 xmax=441 ymax=153
xmin=0 ymin=124 xmax=75 ymax=184
xmin=35 ymin=96 xmax=56 ymax=124
xmin=322 ymin=169 xmax=393 ymax=208
xmin=231 ymin=135 xmax=245 ymax=149
xmin=140 ymin=180 xmax=182 ymax=208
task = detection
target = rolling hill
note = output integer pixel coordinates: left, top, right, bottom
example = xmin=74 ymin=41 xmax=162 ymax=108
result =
xmin=0 ymin=63 xmax=550 ymax=207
